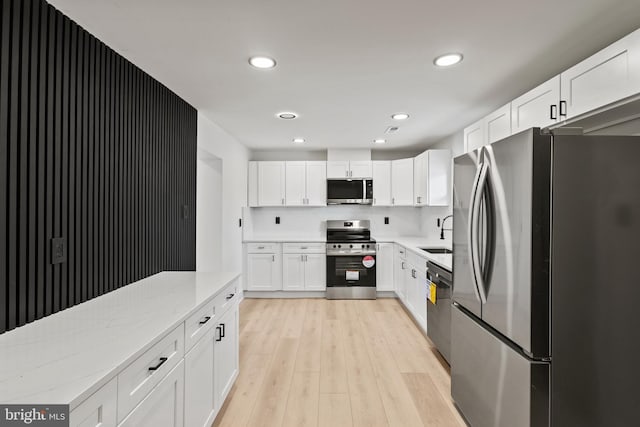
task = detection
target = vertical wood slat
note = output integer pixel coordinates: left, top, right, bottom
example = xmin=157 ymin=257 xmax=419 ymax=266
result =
xmin=0 ymin=0 xmax=197 ymax=334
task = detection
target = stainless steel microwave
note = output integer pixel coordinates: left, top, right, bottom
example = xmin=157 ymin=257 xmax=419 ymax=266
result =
xmin=327 ymin=179 xmax=373 ymax=205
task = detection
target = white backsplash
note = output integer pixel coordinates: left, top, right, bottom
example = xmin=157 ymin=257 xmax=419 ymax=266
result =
xmin=243 ymin=206 xmax=425 ymax=240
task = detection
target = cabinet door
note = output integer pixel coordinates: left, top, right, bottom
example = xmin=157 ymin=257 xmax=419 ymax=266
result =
xmin=305 ymin=161 xmax=327 ymax=206
xmin=118 ymin=361 xmax=184 ymax=427
xmin=285 ymin=161 xmax=306 ymax=206
xmin=248 ymin=161 xmax=259 ymax=207
xmin=246 ymin=253 xmax=281 ymax=291
xmin=282 ymin=254 xmax=305 ymax=291
xmin=304 ymin=254 xmax=326 ymax=291
xmin=416 ymin=273 xmax=428 ymax=332
xmin=376 ymin=243 xmax=394 ymax=291
xmin=184 ymin=329 xmax=215 ymax=427
xmin=326 ymin=161 xmax=350 ymax=178
xmin=372 ymin=161 xmax=392 ymax=206
xmin=511 ymin=76 xmax=560 ymax=133
xmin=394 ymin=252 xmax=406 ymax=301
xmin=464 ymin=118 xmax=486 ymax=153
xmin=413 ymin=153 xmax=427 ymax=206
xmin=561 ymin=29 xmax=640 ymax=119
xmin=485 ymin=103 xmax=512 ymax=144
xmin=258 ymin=162 xmax=285 ymax=206
xmin=426 ymin=150 xmax=451 ymax=206
xmin=404 ymin=265 xmax=417 ymax=315
xmin=70 ymin=378 xmax=117 ymax=427
xmin=349 ymin=160 xmax=373 ymax=178
xmin=215 ymin=307 xmax=239 ymax=407
xmin=391 ymin=158 xmax=414 ymax=206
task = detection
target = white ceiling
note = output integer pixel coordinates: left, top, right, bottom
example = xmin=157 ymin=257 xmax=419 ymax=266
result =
xmin=49 ymin=0 xmax=640 ymax=151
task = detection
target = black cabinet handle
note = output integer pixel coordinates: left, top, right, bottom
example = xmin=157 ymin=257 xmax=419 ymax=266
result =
xmin=199 ymin=316 xmax=211 ymax=325
xmin=550 ymin=104 xmax=558 ymax=120
xmin=226 ymin=293 xmax=235 ymax=300
xmin=220 ymin=323 xmax=226 ymax=338
xmin=216 ymin=326 xmax=222 ymax=342
xmin=148 ymin=357 xmax=168 ymax=371
xmin=559 ymin=100 xmax=567 ymax=117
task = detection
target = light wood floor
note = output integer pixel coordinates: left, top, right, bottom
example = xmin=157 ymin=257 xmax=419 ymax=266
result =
xmin=213 ymin=298 xmax=466 ymax=427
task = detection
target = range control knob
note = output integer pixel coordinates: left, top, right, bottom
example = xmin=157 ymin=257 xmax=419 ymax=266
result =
xmin=338 ymin=244 xmax=341 ymax=248
xmin=350 ymin=244 xmax=353 ymax=248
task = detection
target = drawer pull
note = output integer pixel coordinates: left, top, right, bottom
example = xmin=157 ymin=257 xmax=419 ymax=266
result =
xmin=301 ymin=246 xmax=308 ymax=249
xmin=258 ymin=246 xmax=265 ymax=249
xmin=216 ymin=326 xmax=222 ymax=342
xmin=220 ymin=323 xmax=226 ymax=338
xmin=148 ymin=357 xmax=168 ymax=372
xmin=199 ymin=316 xmax=211 ymax=325
xmin=226 ymin=293 xmax=235 ymax=300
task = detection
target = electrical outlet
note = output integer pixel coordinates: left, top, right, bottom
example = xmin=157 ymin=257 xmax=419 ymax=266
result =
xmin=384 ymin=217 xmax=389 ymax=225
xmin=437 ymin=218 xmax=441 ymax=227
xmin=239 ymin=218 xmax=242 ymax=227
xmin=51 ymin=238 xmax=66 ymax=265
xmin=275 ymin=216 xmax=280 ymax=225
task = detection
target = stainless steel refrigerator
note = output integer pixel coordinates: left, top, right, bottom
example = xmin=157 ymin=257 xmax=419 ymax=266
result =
xmin=451 ymin=128 xmax=640 ymax=427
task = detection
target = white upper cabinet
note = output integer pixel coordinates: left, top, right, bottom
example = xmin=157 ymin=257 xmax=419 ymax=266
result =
xmin=561 ymin=28 xmax=640 ymax=120
xmin=305 ymin=161 xmax=327 ymax=206
xmin=349 ymin=160 xmax=373 ymax=178
xmin=326 ymin=160 xmax=372 ymax=178
xmin=391 ymin=158 xmax=414 ymax=206
xmin=285 ymin=161 xmax=326 ymax=206
xmin=413 ymin=150 xmax=451 ymax=206
xmin=248 ymin=162 xmax=259 ymax=207
xmin=486 ymin=103 xmax=512 ymax=144
xmin=258 ymin=162 xmax=286 ymax=206
xmin=372 ymin=161 xmax=392 ymax=206
xmin=511 ymin=76 xmax=561 ymax=133
xmin=463 ymin=118 xmax=486 ymax=153
xmin=284 ymin=162 xmax=307 ymax=206
xmin=326 ymin=160 xmax=350 ymax=178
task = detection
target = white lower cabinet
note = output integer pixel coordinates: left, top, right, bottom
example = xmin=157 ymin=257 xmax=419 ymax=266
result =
xmin=215 ymin=307 xmax=239 ymax=404
xmin=394 ymin=245 xmax=407 ymax=301
xmin=282 ymin=253 xmax=326 ymax=291
xmin=118 ymin=360 xmax=185 ymax=427
xmin=70 ymin=378 xmax=117 ymax=427
xmin=184 ymin=327 xmax=216 ymax=427
xmin=246 ymin=251 xmax=282 ymax=291
xmin=376 ymin=243 xmax=394 ymax=291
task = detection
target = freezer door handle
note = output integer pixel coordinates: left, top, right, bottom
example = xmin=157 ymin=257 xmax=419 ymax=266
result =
xmin=470 ymin=162 xmax=489 ymax=304
xmin=467 ymin=162 xmax=485 ymax=304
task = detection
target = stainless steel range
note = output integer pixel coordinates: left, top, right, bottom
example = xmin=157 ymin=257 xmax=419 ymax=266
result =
xmin=325 ymin=220 xmax=376 ymax=300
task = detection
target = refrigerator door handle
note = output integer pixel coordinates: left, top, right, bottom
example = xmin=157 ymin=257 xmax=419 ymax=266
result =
xmin=467 ymin=163 xmax=485 ymax=304
xmin=471 ymin=162 xmax=489 ymax=304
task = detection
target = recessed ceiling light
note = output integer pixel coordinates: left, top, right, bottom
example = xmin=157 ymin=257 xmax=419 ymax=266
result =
xmin=434 ymin=53 xmax=463 ymax=67
xmin=249 ymin=56 xmax=276 ymax=69
xmin=391 ymin=113 xmax=410 ymax=120
xmin=292 ymin=138 xmax=305 ymax=144
xmin=277 ymin=112 xmax=298 ymax=119
xmin=373 ymin=139 xmax=386 ymax=144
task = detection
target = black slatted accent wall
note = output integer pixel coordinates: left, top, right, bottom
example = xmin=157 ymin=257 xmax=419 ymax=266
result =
xmin=0 ymin=0 xmax=197 ymax=334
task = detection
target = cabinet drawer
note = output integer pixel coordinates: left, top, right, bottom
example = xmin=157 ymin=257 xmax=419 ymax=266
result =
xmin=117 ymin=324 xmax=184 ymax=422
xmin=408 ymin=251 xmax=428 ymax=274
xmin=184 ymin=299 xmax=216 ymax=353
xmin=246 ymin=242 xmax=280 ymax=253
xmin=70 ymin=377 xmax=117 ymax=427
xmin=396 ymin=245 xmax=407 ymax=259
xmin=214 ymin=281 xmax=239 ymax=317
xmin=282 ymin=242 xmax=326 ymax=253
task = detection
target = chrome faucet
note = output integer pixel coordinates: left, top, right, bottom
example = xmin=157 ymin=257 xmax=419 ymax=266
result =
xmin=440 ymin=214 xmax=453 ymax=240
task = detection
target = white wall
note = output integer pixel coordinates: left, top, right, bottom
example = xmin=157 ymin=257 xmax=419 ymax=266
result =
xmin=196 ymin=151 xmax=222 ymax=271
xmin=243 ymin=206 xmax=423 ymax=241
xmin=196 ymin=113 xmax=249 ymax=274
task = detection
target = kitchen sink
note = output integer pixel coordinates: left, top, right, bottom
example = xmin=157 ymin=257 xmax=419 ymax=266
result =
xmin=419 ymin=247 xmax=452 ymax=255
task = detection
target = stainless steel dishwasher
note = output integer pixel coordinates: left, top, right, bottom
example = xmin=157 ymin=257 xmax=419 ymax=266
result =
xmin=426 ymin=261 xmax=452 ymax=364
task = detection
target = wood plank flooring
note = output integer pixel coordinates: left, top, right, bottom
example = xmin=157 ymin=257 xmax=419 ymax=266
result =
xmin=214 ymin=298 xmax=466 ymax=427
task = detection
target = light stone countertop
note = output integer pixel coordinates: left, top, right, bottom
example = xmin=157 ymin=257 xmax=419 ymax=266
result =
xmin=244 ymin=235 xmax=452 ymax=270
xmin=0 ymin=271 xmax=240 ymax=409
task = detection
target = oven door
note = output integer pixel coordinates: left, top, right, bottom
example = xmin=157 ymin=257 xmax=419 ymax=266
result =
xmin=326 ymin=254 xmax=376 ymax=287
